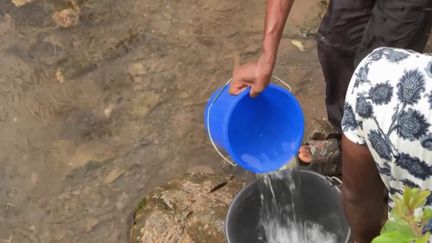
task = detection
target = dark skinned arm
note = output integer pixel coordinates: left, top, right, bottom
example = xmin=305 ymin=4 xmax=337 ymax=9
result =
xmin=230 ymin=0 xmax=295 ymax=97
xmin=342 ymin=135 xmax=386 ymax=243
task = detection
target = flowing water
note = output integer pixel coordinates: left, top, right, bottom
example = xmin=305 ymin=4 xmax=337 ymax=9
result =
xmin=259 ymin=171 xmax=337 ymax=243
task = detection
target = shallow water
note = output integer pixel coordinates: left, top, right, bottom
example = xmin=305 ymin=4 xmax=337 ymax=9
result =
xmin=0 ymin=0 xmax=330 ymax=242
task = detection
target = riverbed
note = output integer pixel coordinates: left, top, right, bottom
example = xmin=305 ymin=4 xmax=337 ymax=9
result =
xmin=1 ymin=0 xmax=334 ymax=242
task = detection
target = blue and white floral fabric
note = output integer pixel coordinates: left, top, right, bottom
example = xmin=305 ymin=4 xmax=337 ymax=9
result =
xmin=342 ymin=47 xmax=432 ymax=205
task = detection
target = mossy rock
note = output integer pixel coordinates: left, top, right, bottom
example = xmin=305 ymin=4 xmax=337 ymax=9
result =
xmin=130 ymin=173 xmax=245 ymax=243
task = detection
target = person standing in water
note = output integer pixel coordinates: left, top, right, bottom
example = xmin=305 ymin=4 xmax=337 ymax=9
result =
xmin=229 ymin=0 xmax=432 ymax=165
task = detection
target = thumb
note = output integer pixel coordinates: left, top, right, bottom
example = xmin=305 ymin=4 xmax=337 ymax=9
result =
xmin=250 ymin=83 xmax=264 ymax=98
xmin=250 ymin=86 xmax=259 ymax=98
xmin=229 ymin=80 xmax=249 ymax=95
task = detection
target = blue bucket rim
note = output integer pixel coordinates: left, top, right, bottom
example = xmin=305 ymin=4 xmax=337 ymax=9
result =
xmin=223 ymin=83 xmax=305 ymax=173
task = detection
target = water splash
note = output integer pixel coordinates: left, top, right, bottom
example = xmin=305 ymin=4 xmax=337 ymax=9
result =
xmin=258 ymin=171 xmax=337 ymax=243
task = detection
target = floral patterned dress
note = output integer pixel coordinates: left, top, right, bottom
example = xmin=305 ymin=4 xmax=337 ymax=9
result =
xmin=342 ymin=47 xmax=432 ymax=206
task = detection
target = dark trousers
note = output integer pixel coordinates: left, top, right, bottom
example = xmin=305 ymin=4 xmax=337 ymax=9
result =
xmin=317 ymin=0 xmax=432 ymax=132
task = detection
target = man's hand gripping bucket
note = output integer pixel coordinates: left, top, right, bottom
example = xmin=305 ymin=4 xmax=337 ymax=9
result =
xmin=204 ymin=76 xmax=304 ymax=174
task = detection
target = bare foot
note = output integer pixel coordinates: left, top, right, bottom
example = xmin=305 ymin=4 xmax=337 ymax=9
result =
xmin=298 ymin=139 xmax=340 ymax=164
xmin=297 ymin=138 xmax=342 ymax=176
xmin=298 ymin=145 xmax=312 ymax=163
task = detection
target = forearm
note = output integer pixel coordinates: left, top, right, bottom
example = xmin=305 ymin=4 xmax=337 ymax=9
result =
xmin=230 ymin=0 xmax=294 ymax=96
xmin=260 ymin=0 xmax=295 ymax=66
xmin=343 ymin=189 xmax=385 ymax=243
xmin=341 ymin=136 xmax=386 ymax=242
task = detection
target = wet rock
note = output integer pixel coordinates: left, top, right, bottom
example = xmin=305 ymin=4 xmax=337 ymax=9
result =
xmin=135 ymin=138 xmax=151 ymax=147
xmin=30 ymin=172 xmax=38 ymax=185
xmin=68 ymin=141 xmax=116 ymax=169
xmin=127 ymin=63 xmax=147 ymax=77
xmin=129 ymin=92 xmax=160 ymax=118
xmin=130 ymin=173 xmax=244 ymax=243
xmin=56 ymin=70 xmax=65 ymax=83
xmin=297 ymin=0 xmax=328 ymax=37
xmin=83 ymin=217 xmax=99 ymax=232
xmin=291 ymin=40 xmax=305 ymax=52
xmin=103 ymin=104 xmax=115 ymax=119
xmin=0 ymin=14 xmax=13 ymax=37
xmin=0 ymin=14 xmax=14 ymax=52
xmin=170 ymin=109 xmax=195 ymax=137
xmin=53 ymin=228 xmax=68 ymax=241
xmin=55 ymin=54 xmax=97 ymax=80
xmin=51 ymin=140 xmax=75 ymax=163
xmin=127 ymin=62 xmax=151 ymax=91
xmin=103 ymin=168 xmax=125 ymax=184
xmin=52 ymin=4 xmax=81 ymax=28
xmin=187 ymin=165 xmax=215 ymax=175
xmin=6 ymin=188 xmax=18 ymax=197
xmin=4 ymin=228 xmax=40 ymax=243
xmin=11 ymin=0 xmax=34 ymax=7
xmin=307 ymin=119 xmax=338 ymax=141
xmin=27 ymin=39 xmax=66 ymax=65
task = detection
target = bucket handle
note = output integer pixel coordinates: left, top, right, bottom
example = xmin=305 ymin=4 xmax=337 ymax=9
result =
xmin=206 ymin=75 xmax=292 ymax=167
xmin=326 ymin=176 xmax=342 ymax=193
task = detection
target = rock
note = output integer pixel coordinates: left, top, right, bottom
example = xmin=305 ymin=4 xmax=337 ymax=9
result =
xmin=50 ymin=140 xmax=75 ymax=165
xmin=291 ymin=40 xmax=305 ymax=52
xmin=83 ymin=217 xmax=99 ymax=232
xmin=127 ymin=63 xmax=147 ymax=77
xmin=170 ymin=110 xmax=196 ymax=137
xmin=68 ymin=141 xmax=115 ymax=169
xmin=0 ymin=14 xmax=13 ymax=37
xmin=53 ymin=229 xmax=68 ymax=241
xmin=56 ymin=70 xmax=65 ymax=83
xmin=103 ymin=104 xmax=115 ymax=119
xmin=52 ymin=4 xmax=81 ymax=28
xmin=187 ymin=165 xmax=215 ymax=175
xmin=129 ymin=92 xmax=160 ymax=118
xmin=307 ymin=119 xmax=338 ymax=141
xmin=104 ymin=168 xmax=125 ymax=184
xmin=27 ymin=37 xmax=66 ymax=65
xmin=0 ymin=14 xmax=14 ymax=53
xmin=130 ymin=173 xmax=244 ymax=243
xmin=11 ymin=0 xmax=34 ymax=7
xmin=116 ymin=201 xmax=125 ymax=210
xmin=30 ymin=173 xmax=38 ymax=185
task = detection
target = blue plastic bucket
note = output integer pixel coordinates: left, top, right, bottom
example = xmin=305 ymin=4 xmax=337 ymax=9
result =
xmin=204 ymin=79 xmax=304 ymax=173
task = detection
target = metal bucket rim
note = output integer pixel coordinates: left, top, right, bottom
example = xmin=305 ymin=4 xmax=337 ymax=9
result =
xmin=225 ymin=169 xmax=351 ymax=243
